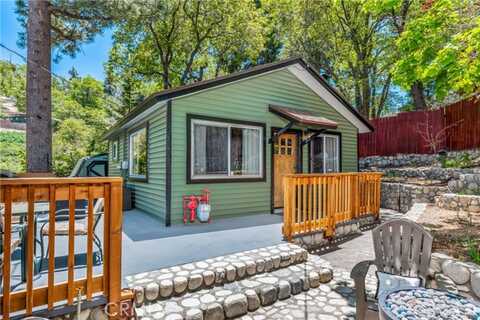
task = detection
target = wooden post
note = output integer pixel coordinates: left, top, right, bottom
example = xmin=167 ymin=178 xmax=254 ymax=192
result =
xmin=2 ymin=186 xmax=12 ymax=319
xmin=283 ymin=176 xmax=291 ymax=241
xmin=375 ymin=174 xmax=382 ymax=219
xmin=108 ymin=181 xmax=123 ymax=318
xmin=352 ymin=175 xmax=358 ymax=219
xmin=325 ymin=176 xmax=335 ymax=237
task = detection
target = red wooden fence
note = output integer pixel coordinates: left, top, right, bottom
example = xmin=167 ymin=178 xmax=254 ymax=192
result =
xmin=359 ymin=97 xmax=480 ymax=157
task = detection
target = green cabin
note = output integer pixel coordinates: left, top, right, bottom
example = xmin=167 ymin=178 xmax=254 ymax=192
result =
xmin=104 ymin=58 xmax=373 ymax=225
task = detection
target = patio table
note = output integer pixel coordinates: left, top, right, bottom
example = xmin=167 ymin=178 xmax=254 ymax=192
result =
xmin=379 ymin=287 xmax=480 ymax=320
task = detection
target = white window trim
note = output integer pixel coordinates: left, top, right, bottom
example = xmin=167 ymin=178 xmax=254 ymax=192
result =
xmin=190 ymin=119 xmax=264 ymax=180
xmin=310 ymin=134 xmax=340 ymax=173
xmin=129 ymin=127 xmax=147 ymax=179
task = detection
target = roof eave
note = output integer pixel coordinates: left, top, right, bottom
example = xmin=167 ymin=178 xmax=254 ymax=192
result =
xmin=103 ymin=56 xmax=373 ymax=138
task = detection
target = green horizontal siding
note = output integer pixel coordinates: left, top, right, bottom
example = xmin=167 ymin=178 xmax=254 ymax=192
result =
xmin=170 ymin=69 xmax=358 ymax=224
xmin=107 ymin=106 xmax=167 ymax=221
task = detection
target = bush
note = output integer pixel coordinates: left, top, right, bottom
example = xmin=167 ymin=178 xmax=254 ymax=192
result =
xmin=0 ymin=131 xmax=26 ymax=173
xmin=467 ymin=240 xmax=480 ymax=265
xmin=441 ymin=152 xmax=473 ymax=169
xmin=53 ymin=118 xmax=93 ymax=176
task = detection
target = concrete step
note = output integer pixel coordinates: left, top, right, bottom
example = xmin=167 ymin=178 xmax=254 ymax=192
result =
xmin=130 ymin=244 xmax=334 ymax=319
xmin=127 ymin=243 xmax=308 ymax=304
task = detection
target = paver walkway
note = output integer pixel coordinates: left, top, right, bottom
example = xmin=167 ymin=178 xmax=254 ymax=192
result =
xmin=132 ymin=243 xmax=379 ymax=320
xmin=316 ymin=209 xmax=403 ymax=271
xmin=242 ymin=269 xmax=363 ymax=320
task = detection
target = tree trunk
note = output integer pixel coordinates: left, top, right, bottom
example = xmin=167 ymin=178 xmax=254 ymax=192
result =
xmin=361 ymin=72 xmax=371 ymax=118
xmin=26 ymin=0 xmax=52 ymax=173
xmin=411 ymin=81 xmax=427 ymax=110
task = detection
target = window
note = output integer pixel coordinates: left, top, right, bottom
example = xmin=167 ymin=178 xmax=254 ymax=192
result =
xmin=111 ymin=140 xmax=118 ymax=161
xmin=129 ymin=127 xmax=147 ymax=179
xmin=190 ymin=118 xmax=264 ymax=181
xmin=311 ymin=134 xmax=340 ymax=173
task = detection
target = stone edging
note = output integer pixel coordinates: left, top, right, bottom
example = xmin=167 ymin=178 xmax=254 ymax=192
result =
xmin=135 ymin=253 xmax=335 ymax=320
xmin=175 ymin=268 xmax=334 ymax=320
xmin=429 ymin=252 xmax=480 ymax=300
xmin=128 ymin=244 xmax=309 ymax=306
xmin=435 ymin=193 xmax=480 ymax=213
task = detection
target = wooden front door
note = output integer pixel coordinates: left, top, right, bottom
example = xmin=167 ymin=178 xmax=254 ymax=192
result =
xmin=273 ymin=133 xmax=298 ymax=208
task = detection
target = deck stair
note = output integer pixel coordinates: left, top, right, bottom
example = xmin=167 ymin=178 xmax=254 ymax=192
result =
xmin=127 ymin=243 xmax=367 ymax=320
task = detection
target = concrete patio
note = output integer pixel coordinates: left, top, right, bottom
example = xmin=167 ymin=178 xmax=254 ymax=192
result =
xmin=9 ymin=208 xmax=395 ymax=292
xmin=9 ymin=209 xmax=285 ymax=290
xmin=121 ymin=210 xmax=284 ymax=278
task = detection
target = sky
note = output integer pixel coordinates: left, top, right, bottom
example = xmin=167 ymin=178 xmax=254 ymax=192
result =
xmin=0 ymin=0 xmax=112 ymax=80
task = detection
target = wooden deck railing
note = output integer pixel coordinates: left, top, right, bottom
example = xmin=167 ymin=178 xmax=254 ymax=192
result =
xmin=0 ymin=177 xmax=123 ymax=319
xmin=283 ymin=172 xmax=382 ymax=241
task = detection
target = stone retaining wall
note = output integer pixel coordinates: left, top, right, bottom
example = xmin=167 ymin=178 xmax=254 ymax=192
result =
xmin=291 ymin=215 xmax=378 ymax=249
xmin=448 ymin=173 xmax=480 ymax=195
xmin=382 ymin=167 xmax=479 ymax=182
xmin=435 ymin=193 xmax=480 ymax=213
xmin=381 ymin=182 xmax=447 ymax=213
xmin=429 ymin=252 xmax=480 ymax=300
xmin=359 ymin=149 xmax=480 ymax=170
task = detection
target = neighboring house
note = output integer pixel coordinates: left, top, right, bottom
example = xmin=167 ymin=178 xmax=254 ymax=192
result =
xmin=104 ymin=57 xmax=373 ymax=225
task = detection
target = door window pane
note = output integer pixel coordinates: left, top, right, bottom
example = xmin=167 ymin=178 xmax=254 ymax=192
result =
xmin=311 ymin=137 xmax=324 ymax=173
xmin=311 ymin=135 xmax=339 ymax=173
xmin=324 ymin=136 xmax=339 ymax=172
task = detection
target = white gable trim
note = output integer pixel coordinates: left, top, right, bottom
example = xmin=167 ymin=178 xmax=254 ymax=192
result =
xmin=287 ymin=64 xmax=371 ymax=133
xmin=120 ymin=101 xmax=166 ymax=130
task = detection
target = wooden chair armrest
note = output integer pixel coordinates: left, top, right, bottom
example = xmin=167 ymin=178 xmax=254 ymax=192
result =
xmin=350 ymin=260 xmax=375 ymax=320
xmin=350 ymin=260 xmax=374 ymax=281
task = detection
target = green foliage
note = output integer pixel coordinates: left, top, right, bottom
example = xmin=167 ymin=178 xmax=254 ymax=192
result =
xmin=15 ymin=0 xmax=128 ymax=60
xmin=285 ymin=0 xmax=395 ymax=117
xmin=53 ymin=118 xmax=93 ymax=176
xmin=467 ymin=239 xmax=480 ymax=265
xmin=105 ymin=0 xmax=269 ymax=111
xmin=441 ymin=153 xmax=473 ymax=169
xmin=0 ymin=60 xmax=113 ymax=175
xmin=393 ymin=0 xmax=480 ymax=100
xmin=0 ymin=61 xmax=26 ymax=112
xmin=0 ymin=131 xmax=26 ymax=173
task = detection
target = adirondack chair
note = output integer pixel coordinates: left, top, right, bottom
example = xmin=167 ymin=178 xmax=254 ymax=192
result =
xmin=350 ymin=219 xmax=433 ymax=320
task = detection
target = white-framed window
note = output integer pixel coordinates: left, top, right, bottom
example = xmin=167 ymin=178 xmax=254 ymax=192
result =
xmin=310 ymin=134 xmax=340 ymax=173
xmin=129 ymin=127 xmax=147 ymax=179
xmin=111 ymin=140 xmax=119 ymax=161
xmin=190 ymin=118 xmax=264 ymax=181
